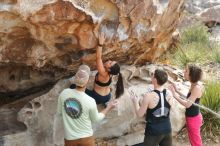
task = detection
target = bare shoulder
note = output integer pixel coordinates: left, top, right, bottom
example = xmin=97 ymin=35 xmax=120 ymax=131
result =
xmin=98 ymin=71 xmax=109 ymax=78
xmin=145 ymin=92 xmax=155 ymax=98
xmin=193 ymin=84 xmax=203 ymax=93
xmin=191 ymin=84 xmax=203 ymax=98
xmin=143 ymin=92 xmax=156 ymax=102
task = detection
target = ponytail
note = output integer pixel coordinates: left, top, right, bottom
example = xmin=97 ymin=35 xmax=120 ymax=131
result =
xmin=109 ymin=62 xmax=124 ymax=98
xmin=115 ymin=72 xmax=124 ymax=98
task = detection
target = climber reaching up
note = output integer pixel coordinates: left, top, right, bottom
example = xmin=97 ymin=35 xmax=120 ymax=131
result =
xmin=70 ymin=33 xmax=124 ymax=105
xmin=91 ymin=32 xmax=124 ymax=104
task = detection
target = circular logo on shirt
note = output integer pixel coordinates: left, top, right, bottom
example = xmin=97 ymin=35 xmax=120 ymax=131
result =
xmin=64 ymin=98 xmax=82 ymax=119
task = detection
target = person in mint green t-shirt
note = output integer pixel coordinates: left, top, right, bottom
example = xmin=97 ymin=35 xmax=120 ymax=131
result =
xmin=57 ymin=65 xmax=118 ymax=146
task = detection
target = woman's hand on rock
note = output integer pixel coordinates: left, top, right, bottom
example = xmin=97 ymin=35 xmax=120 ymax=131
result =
xmin=99 ymin=32 xmax=106 ymax=45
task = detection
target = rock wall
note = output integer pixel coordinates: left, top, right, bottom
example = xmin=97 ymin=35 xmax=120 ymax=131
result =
xmin=183 ymin=0 xmax=220 ymax=42
xmin=1 ymin=64 xmax=186 ymax=146
xmin=0 ymin=0 xmax=184 ymax=99
xmin=0 ymin=0 xmax=186 ymax=145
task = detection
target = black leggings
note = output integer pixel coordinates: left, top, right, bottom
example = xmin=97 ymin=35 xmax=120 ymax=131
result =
xmin=143 ymin=133 xmax=172 ymax=146
xmin=70 ymin=84 xmax=111 ymax=104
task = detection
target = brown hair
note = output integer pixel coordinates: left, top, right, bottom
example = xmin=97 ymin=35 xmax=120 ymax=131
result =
xmin=154 ymin=69 xmax=168 ymax=86
xmin=187 ymin=64 xmax=202 ymax=83
xmin=115 ymin=72 xmax=124 ymax=98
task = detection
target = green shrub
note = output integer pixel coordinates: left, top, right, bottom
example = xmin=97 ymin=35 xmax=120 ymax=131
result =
xmin=208 ymin=41 xmax=220 ymax=64
xmin=201 ymin=81 xmax=220 ymax=137
xmin=213 ymin=50 xmax=220 ymax=64
xmin=172 ymin=43 xmax=209 ymax=67
xmin=171 ymin=23 xmax=212 ymax=67
xmin=181 ymin=24 xmax=209 ymax=45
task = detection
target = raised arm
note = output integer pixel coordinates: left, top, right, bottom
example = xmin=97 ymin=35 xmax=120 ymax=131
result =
xmin=96 ymin=33 xmax=107 ymax=76
xmin=166 ymin=89 xmax=174 ymax=106
xmin=96 ymin=46 xmax=106 ymax=75
xmin=130 ymin=91 xmax=149 ymax=118
xmin=175 ymin=89 xmax=187 ymax=97
xmin=169 ymin=85 xmax=202 ymax=108
xmin=170 ymin=82 xmax=186 ymax=97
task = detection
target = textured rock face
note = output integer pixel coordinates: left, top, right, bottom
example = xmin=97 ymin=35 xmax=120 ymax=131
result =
xmin=183 ymin=0 xmax=220 ymax=42
xmin=200 ymin=5 xmax=220 ymax=24
xmin=0 ymin=0 xmax=184 ymax=99
xmin=185 ymin=0 xmax=220 ymax=24
xmin=185 ymin=0 xmax=220 ymax=13
xmin=1 ymin=64 xmax=186 ymax=146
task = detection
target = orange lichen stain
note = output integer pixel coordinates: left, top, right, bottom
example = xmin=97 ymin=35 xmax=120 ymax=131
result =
xmin=90 ymin=0 xmax=119 ymax=22
xmin=30 ymin=0 xmax=86 ymax=24
xmin=75 ymin=22 xmax=98 ymax=49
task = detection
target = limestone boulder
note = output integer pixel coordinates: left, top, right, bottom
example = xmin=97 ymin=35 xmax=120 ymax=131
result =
xmin=184 ymin=0 xmax=220 ymax=29
xmin=199 ymin=5 xmax=220 ymax=24
xmin=0 ymin=0 xmax=184 ymax=99
xmin=185 ymin=0 xmax=220 ymax=14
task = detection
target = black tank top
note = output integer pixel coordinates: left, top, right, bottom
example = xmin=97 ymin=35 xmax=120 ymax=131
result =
xmin=145 ymin=89 xmax=171 ymax=136
xmin=185 ymin=92 xmax=200 ymax=117
xmin=95 ymin=73 xmax=112 ymax=87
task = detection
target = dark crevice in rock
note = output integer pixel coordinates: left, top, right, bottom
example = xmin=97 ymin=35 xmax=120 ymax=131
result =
xmin=0 ymin=109 xmax=27 ymax=137
xmin=24 ymin=102 xmax=33 ymax=109
xmin=0 ymin=82 xmax=54 ymax=137
xmin=0 ymin=82 xmax=55 ymax=107
xmin=205 ymin=21 xmax=220 ymax=28
xmin=33 ymin=102 xmax=41 ymax=109
xmin=0 ymin=137 xmax=4 ymax=146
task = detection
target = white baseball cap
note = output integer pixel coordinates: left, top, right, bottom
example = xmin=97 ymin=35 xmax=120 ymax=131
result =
xmin=74 ymin=65 xmax=90 ymax=87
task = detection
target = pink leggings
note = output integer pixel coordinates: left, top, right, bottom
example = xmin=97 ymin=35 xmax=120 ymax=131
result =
xmin=186 ymin=113 xmax=203 ymax=146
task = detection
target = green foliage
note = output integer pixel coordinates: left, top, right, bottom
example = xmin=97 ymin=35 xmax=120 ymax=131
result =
xmin=170 ymin=23 xmax=220 ymax=67
xmin=213 ymin=50 xmax=220 ymax=64
xmin=201 ymin=81 xmax=220 ymax=137
xmin=181 ymin=24 xmax=209 ymax=45
xmin=168 ymin=21 xmax=220 ymax=140
xmin=173 ymin=42 xmax=208 ymax=67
